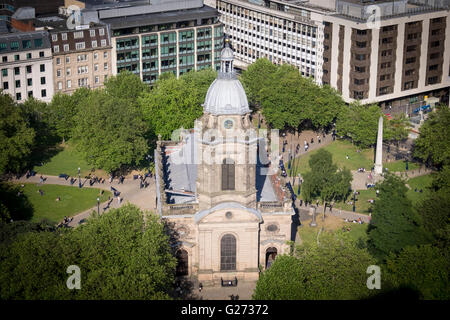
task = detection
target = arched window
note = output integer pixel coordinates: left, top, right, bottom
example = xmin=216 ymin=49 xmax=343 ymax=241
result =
xmin=176 ymin=249 xmax=189 ymax=276
xmin=220 ymin=234 xmax=236 ymax=271
xmin=222 ymin=158 xmax=235 ymax=190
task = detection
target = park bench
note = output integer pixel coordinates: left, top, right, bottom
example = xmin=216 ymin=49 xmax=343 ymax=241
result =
xmin=221 ymin=277 xmax=238 ymax=287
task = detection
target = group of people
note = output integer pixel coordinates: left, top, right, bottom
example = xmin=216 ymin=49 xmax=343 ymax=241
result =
xmin=25 ymin=170 xmax=36 ymax=179
xmin=134 ymin=174 xmax=150 ymax=189
xmin=88 ymin=174 xmax=105 ymax=186
xmin=282 ymin=131 xmax=327 ymax=155
xmin=344 ymin=217 xmax=364 ymax=224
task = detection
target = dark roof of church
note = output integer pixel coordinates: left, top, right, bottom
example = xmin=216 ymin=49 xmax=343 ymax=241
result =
xmin=160 ymin=133 xmax=278 ymax=205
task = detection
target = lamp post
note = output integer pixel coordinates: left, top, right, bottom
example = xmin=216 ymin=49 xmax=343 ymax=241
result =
xmin=97 ymin=197 xmax=100 ymax=215
xmin=353 ymin=191 xmax=356 ymax=212
xmin=78 ymin=167 xmax=81 ymax=188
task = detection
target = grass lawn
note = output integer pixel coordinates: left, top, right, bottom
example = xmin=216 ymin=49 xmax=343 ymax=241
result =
xmin=384 ymin=160 xmax=421 ymax=173
xmin=20 ymin=183 xmax=111 ymax=223
xmin=33 ymin=142 xmax=107 ymax=178
xmin=289 ymin=139 xmax=374 ymax=177
xmin=406 ymin=174 xmax=434 ymax=205
xmin=333 ymin=189 xmax=377 ymax=214
xmin=297 ymin=215 xmax=368 ymax=247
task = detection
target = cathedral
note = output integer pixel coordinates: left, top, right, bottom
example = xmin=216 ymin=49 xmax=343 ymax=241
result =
xmin=154 ymin=41 xmax=294 ymax=285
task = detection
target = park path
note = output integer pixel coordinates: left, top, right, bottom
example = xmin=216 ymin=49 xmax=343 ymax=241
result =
xmin=296 ymin=202 xmax=371 ymax=223
xmin=11 ymin=174 xmax=157 ymax=227
xmin=279 ymin=130 xmax=334 ymax=163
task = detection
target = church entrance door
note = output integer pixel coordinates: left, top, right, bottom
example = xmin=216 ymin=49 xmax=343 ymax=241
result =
xmin=176 ymin=249 xmax=189 ymax=276
xmin=265 ymin=247 xmax=278 ymax=269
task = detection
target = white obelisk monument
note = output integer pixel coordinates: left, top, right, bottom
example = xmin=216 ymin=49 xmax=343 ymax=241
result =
xmin=374 ymin=116 xmax=383 ymax=175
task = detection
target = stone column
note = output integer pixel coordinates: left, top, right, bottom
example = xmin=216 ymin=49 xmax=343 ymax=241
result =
xmin=374 ymin=116 xmax=383 ymax=175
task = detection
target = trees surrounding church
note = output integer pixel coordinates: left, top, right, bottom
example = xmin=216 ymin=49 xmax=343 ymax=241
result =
xmin=241 ymin=59 xmax=345 ymax=131
xmin=139 ymin=70 xmax=216 ymax=140
xmin=301 ymin=149 xmax=352 ymax=212
xmin=47 ymin=88 xmax=91 ymax=143
xmin=0 ymin=92 xmax=35 ymax=175
xmin=335 ymin=101 xmax=383 ymax=148
xmin=383 ymin=245 xmax=450 ymax=300
xmin=367 ymin=174 xmax=430 ymax=259
xmin=413 ymin=105 xmax=450 ymax=169
xmin=72 ymin=89 xmax=149 ymax=173
xmin=253 ymin=235 xmax=376 ymax=300
xmin=0 ymin=205 xmax=176 ymax=300
xmin=240 ymin=58 xmax=278 ymax=108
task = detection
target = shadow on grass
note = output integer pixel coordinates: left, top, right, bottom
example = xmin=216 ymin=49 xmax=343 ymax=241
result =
xmin=0 ymin=182 xmax=34 ymax=221
xmin=28 ymin=144 xmax=64 ymax=173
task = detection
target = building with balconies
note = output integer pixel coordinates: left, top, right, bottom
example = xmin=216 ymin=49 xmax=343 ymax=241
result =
xmin=75 ymin=0 xmax=224 ymax=85
xmin=207 ymin=0 xmax=450 ymax=112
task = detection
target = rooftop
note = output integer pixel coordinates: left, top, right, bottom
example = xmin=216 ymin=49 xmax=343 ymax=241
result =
xmin=33 ymin=15 xmax=107 ymax=32
xmin=100 ymin=5 xmax=218 ymax=29
xmin=160 ymin=133 xmax=279 ymax=205
xmin=0 ymin=30 xmax=51 ymax=53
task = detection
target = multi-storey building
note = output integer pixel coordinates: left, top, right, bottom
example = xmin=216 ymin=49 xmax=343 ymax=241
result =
xmin=319 ymin=0 xmax=450 ymax=112
xmin=214 ymin=0 xmax=323 ymax=80
xmin=77 ymin=0 xmax=224 ymax=84
xmin=0 ymin=30 xmax=54 ymax=102
xmin=210 ymin=0 xmax=450 ymax=112
xmin=9 ymin=9 xmax=112 ymax=96
xmin=41 ymin=21 xmax=112 ymax=94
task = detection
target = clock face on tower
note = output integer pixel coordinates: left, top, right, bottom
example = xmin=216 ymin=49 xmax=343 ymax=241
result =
xmin=224 ymin=119 xmax=234 ymax=129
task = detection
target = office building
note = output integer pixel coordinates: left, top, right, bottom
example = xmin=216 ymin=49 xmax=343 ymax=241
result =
xmin=211 ymin=0 xmax=450 ymax=111
xmin=74 ymin=0 xmax=225 ymax=84
xmin=0 ymin=30 xmax=54 ymax=102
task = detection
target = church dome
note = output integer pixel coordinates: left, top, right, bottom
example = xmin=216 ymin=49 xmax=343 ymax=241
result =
xmin=203 ymin=40 xmax=250 ymax=115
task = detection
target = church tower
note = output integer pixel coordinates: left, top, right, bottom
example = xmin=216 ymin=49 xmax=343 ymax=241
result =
xmin=196 ymin=39 xmax=257 ymax=211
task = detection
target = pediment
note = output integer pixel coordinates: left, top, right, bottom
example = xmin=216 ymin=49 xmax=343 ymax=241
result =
xmin=194 ymin=202 xmax=262 ymax=224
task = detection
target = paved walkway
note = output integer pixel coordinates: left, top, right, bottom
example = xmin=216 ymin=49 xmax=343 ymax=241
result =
xmin=296 ymin=202 xmax=371 ymax=223
xmin=181 ymin=278 xmax=257 ymax=300
xmin=279 ymin=130 xmax=334 ymax=164
xmin=12 ymin=174 xmax=157 ymax=227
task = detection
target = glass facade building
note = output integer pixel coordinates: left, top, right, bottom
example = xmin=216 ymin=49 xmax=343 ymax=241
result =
xmin=109 ymin=15 xmax=223 ymax=84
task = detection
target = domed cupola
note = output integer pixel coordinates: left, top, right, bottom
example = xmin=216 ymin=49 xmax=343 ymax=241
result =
xmin=203 ymin=39 xmax=250 ymax=115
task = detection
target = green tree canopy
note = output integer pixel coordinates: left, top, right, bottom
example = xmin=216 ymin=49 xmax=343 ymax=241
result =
xmin=242 ymin=59 xmax=345 ymax=131
xmin=104 ymin=71 xmax=149 ymax=102
xmin=0 ymin=205 xmax=177 ymax=299
xmin=368 ymin=174 xmax=430 ymax=259
xmin=253 ymin=235 xmax=376 ymax=300
xmin=73 ymin=90 xmax=148 ymax=173
xmin=240 ymin=58 xmax=278 ymax=107
xmin=259 ymin=64 xmax=306 ymax=129
xmin=383 ymin=245 xmax=450 ymax=300
xmin=415 ymin=167 xmax=450 ymax=248
xmin=139 ymin=69 xmax=216 ymax=140
xmin=413 ymin=105 xmax=450 ymax=168
xmin=47 ymin=88 xmax=91 ymax=142
xmin=336 ymin=102 xmax=383 ymax=148
xmin=0 ymin=182 xmax=34 ymax=223
xmin=301 ymin=149 xmax=352 ymax=212
xmin=384 ymin=114 xmax=410 ymax=143
xmin=0 ymin=92 xmax=35 ymax=174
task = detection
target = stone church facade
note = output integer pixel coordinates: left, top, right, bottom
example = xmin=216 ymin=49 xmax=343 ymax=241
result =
xmin=155 ymin=41 xmax=294 ymax=285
